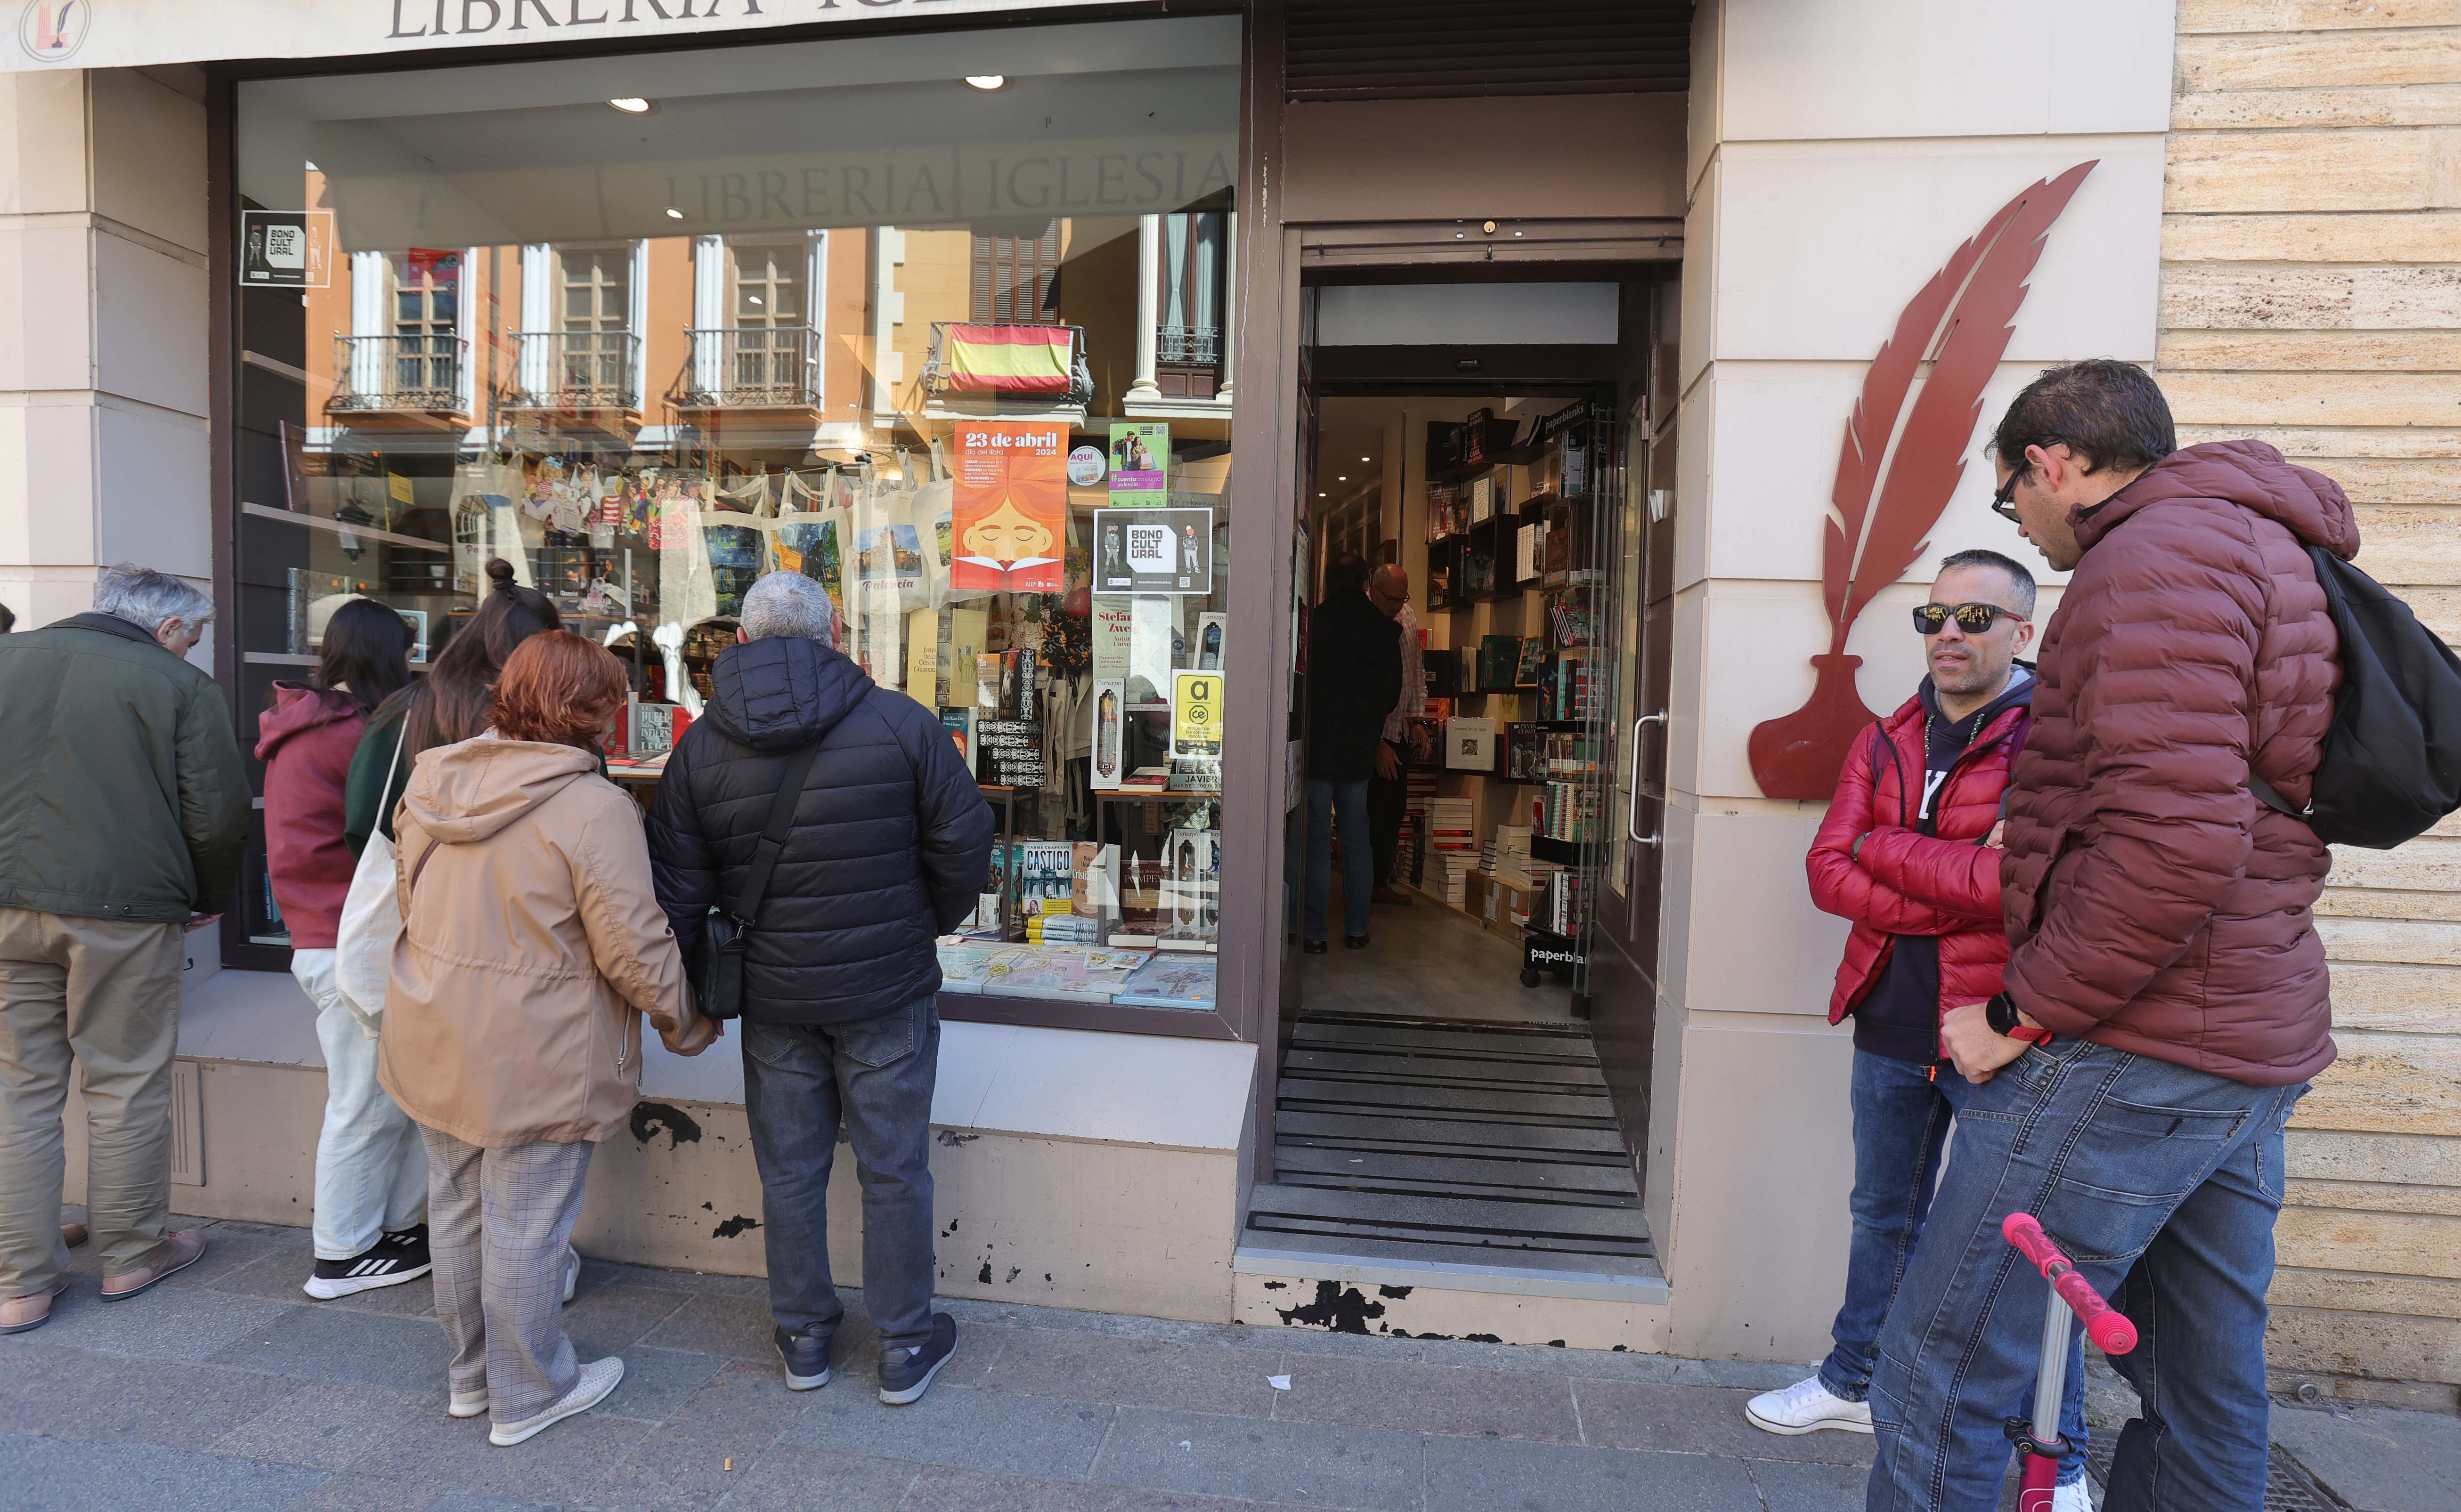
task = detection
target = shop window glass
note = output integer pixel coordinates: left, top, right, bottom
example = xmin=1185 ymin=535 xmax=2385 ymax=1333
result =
xmin=233 ymin=17 xmax=1241 ymax=1022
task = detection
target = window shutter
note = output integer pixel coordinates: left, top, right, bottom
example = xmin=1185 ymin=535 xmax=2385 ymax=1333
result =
xmin=1284 ymin=0 xmax=1691 ymax=103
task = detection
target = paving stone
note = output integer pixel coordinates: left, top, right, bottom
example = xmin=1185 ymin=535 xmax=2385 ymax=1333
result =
xmin=562 ymin=1281 xmax=691 ymax=1358
xmin=421 ymin=1495 xmax=548 ymax=1512
xmin=589 ymin=1358 xmax=808 ymax=1511
xmin=636 ymin=1290 xmax=784 ymax=1361
xmin=784 ymin=1381 xmax=1116 ymax=1480
xmin=1243 ymin=1324 xmax=1432 ymax=1364
xmin=207 ymin=1378 xmax=435 ymax=1469
xmin=1091 ymin=1407 xmax=1425 ymax=1512
xmin=967 ymin=1325 xmax=1283 ymax=1419
xmin=1425 ymin=1434 xmax=1764 ymax=1512
xmin=1272 ymin=1354 xmax=1580 ymax=1443
xmin=2269 ymin=1402 xmax=2461 ymax=1512
xmin=1570 ymin=1378 xmax=1875 ymax=1465
xmin=594 ymin=1344 xmax=729 ymax=1424
xmin=209 ymin=1244 xmax=438 ymax=1320
xmin=0 ymin=1340 xmax=309 ymax=1450
xmin=901 ymin=1466 xmax=1316 ymax=1512
xmin=151 ymin=1220 xmax=305 ymax=1294
xmin=691 ymin=1442 xmax=921 ymax=1512
xmin=18 ymin=1281 xmax=296 ymax=1364
xmin=337 ymin=1388 xmax=650 ymax=1506
xmin=0 ymin=1430 xmax=330 ymax=1512
xmin=1703 ymin=1358 xmax=1819 ymax=1391
xmin=204 ymin=1298 xmax=455 ymax=1392
xmin=1751 ymin=1458 xmax=1870 ymax=1512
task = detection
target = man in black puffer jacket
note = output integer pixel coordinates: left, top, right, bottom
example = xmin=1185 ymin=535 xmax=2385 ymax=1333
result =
xmin=649 ymin=571 xmax=993 ymax=1406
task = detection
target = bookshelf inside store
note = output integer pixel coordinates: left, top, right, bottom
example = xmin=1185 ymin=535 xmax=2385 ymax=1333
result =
xmin=1402 ymin=399 xmax=1613 ymax=1010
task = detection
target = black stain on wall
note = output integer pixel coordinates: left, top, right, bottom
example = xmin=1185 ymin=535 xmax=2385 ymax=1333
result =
xmin=1262 ymin=1281 xmax=1287 ymax=1291
xmin=711 ymin=1214 xmax=761 ymax=1239
xmin=935 ymin=1131 xmax=980 ymax=1148
xmin=631 ymin=1102 xmax=704 ymax=1149
xmin=1005 ymin=1267 xmax=1020 ymax=1283
xmin=1273 ymin=1280 xmax=1385 ymax=1335
xmin=978 ymin=1261 xmax=995 ymax=1284
xmin=1376 ymin=1285 xmax=1413 ymax=1300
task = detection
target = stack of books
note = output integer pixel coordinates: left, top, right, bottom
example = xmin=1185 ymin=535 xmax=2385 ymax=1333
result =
xmin=1541 ymin=781 xmax=1599 ymax=844
xmin=1486 ymin=825 xmax=1537 ymax=888
xmin=1436 ymin=849 xmax=1480 ymax=906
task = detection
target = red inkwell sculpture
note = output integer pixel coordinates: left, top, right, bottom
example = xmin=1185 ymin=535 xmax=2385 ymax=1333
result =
xmin=1748 ymin=161 xmax=2097 ymax=800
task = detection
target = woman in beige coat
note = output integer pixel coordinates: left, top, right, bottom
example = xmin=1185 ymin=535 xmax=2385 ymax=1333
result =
xmin=379 ymin=630 xmax=717 ymax=1446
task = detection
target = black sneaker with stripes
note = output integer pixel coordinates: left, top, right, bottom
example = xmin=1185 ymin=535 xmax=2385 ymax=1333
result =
xmin=302 ymin=1227 xmax=432 ymax=1300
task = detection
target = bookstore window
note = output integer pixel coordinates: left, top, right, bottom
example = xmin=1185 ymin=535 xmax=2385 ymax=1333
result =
xmin=232 ymin=16 xmax=1243 ymax=1021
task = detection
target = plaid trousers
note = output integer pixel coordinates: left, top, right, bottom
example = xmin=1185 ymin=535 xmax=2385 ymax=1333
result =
xmin=418 ymin=1128 xmax=594 ymax=1424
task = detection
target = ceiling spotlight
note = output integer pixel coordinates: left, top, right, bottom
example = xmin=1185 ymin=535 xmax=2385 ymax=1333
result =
xmin=608 ymin=97 xmax=654 ymax=113
xmin=665 ymin=208 xmax=684 ymax=219
xmin=1337 ymin=476 xmax=1347 ymax=481
xmin=1360 ymin=455 xmax=1369 ymax=461
xmin=965 ymin=74 xmax=1007 ymax=90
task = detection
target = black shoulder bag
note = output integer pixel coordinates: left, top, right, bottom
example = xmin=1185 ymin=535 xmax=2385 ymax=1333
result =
xmin=695 ymin=744 xmax=822 ymax=1021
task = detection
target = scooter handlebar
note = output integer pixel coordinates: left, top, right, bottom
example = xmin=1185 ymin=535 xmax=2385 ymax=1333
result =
xmin=2002 ymin=1212 xmax=2138 ymax=1356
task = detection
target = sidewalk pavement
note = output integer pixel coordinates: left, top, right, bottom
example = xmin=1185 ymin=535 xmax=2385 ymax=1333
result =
xmin=0 ymin=1214 xmax=2452 ymax=1512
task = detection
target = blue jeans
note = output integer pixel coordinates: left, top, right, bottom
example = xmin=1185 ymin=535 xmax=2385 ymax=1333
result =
xmin=739 ymin=999 xmax=940 ymax=1354
xmin=1867 ymin=1037 xmax=2306 ymax=1512
xmin=1822 ymin=1051 xmax=2084 ymax=1487
xmin=1304 ymin=777 xmax=1373 ymax=943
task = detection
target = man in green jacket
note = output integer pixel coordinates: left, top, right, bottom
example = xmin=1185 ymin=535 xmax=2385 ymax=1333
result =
xmin=0 ymin=565 xmax=248 ymax=1334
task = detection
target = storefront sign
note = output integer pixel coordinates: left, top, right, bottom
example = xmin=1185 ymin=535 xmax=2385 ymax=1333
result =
xmin=1093 ymin=507 xmax=1212 ymax=596
xmin=950 ymin=420 xmax=1066 ymax=594
xmin=239 ymin=209 xmax=334 ymax=288
xmin=3 ymin=0 xmax=1157 ymax=72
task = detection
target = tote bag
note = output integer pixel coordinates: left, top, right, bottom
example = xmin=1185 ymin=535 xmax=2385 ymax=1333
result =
xmin=333 ymin=730 xmax=406 ymax=1025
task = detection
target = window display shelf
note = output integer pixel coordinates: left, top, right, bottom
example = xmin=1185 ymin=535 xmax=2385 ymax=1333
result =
xmin=241 ymin=502 xmax=452 ymax=554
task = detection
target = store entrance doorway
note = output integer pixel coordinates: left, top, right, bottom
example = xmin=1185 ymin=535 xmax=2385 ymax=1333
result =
xmin=1249 ymin=268 xmax=1674 ymax=1287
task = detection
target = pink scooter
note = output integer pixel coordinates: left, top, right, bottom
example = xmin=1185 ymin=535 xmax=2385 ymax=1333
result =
xmin=2001 ymin=1213 xmax=2139 ymax=1512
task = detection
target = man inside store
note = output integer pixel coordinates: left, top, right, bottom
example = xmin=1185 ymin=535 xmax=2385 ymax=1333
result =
xmin=1761 ymin=549 xmax=2091 ymax=1504
xmin=0 ymin=565 xmax=249 ymax=1334
xmin=648 ymin=571 xmax=994 ymax=1407
xmin=1365 ymin=563 xmax=1430 ymax=906
xmin=1304 ymin=553 xmax=1405 ymax=952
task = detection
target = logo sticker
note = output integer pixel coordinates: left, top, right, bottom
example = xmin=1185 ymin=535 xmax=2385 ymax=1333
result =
xmin=16 ymin=0 xmax=87 ymax=63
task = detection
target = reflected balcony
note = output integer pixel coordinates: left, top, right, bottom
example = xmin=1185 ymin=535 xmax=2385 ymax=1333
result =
xmin=509 ymin=330 xmax=641 ymax=414
xmin=330 ymin=334 xmax=469 ymax=416
xmin=678 ymin=326 xmax=823 ymax=410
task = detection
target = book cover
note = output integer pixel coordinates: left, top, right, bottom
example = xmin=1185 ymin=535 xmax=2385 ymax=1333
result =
xmin=1113 ymin=954 xmax=1218 ymax=1010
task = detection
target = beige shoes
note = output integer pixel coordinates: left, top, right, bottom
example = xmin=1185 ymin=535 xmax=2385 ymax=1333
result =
xmin=61 ymin=1222 xmax=87 ymax=1249
xmin=100 ymin=1229 xmax=206 ymax=1302
xmin=0 ymin=1282 xmax=67 ymax=1334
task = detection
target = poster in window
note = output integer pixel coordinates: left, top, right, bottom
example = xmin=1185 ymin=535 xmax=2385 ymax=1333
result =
xmin=950 ymin=420 xmax=1066 ymax=593
xmin=1094 ymin=507 xmax=1213 ymax=595
xmin=1107 ymin=422 xmax=1167 ymax=506
xmin=1171 ymin=671 xmax=1224 ymax=759
xmin=239 ymin=210 xmax=335 ymax=288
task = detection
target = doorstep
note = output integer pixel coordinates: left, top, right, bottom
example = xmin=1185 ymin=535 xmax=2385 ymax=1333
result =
xmin=1231 ymin=1242 xmax=1670 ymax=1351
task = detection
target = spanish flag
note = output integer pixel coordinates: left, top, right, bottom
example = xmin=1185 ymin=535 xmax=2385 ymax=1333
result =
xmin=942 ymin=324 xmax=1075 ymax=396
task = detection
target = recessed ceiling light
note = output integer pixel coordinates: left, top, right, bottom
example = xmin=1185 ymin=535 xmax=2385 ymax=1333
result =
xmin=608 ymin=97 xmax=653 ymax=113
xmin=1338 ymin=476 xmax=1347 ymax=481
xmin=1360 ymin=455 xmax=1369 ymax=461
xmin=664 ymin=208 xmax=684 ymax=219
xmin=965 ymin=75 xmax=1007 ymax=90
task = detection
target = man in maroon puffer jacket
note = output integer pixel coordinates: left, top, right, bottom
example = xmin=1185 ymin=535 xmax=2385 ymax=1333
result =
xmin=1754 ymin=550 xmax=2085 ymax=1503
xmin=1866 ymin=361 xmax=2349 ymax=1512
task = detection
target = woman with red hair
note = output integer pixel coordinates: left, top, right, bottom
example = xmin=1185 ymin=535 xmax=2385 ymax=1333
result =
xmin=379 ymin=631 xmax=717 ymax=1446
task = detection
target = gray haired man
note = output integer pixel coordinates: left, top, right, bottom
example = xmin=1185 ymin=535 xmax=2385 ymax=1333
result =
xmin=647 ymin=572 xmax=993 ymax=1404
xmin=0 ymin=566 xmax=248 ymax=1333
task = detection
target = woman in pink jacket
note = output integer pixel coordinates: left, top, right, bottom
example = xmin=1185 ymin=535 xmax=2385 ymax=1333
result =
xmin=256 ymin=596 xmax=427 ymax=1300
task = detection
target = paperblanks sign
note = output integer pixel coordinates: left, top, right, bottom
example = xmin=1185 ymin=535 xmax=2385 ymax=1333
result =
xmin=1094 ymin=507 xmax=1213 ymax=595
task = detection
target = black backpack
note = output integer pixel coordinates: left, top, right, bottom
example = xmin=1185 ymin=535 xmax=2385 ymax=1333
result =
xmin=2252 ymin=546 xmax=2461 ymax=849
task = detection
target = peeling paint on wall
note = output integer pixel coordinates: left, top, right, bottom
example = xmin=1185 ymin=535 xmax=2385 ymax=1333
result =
xmin=711 ymin=1214 xmax=762 ymax=1238
xmin=630 ymin=1101 xmax=704 ymax=1148
xmin=1274 ymin=1279 xmax=1385 ymax=1334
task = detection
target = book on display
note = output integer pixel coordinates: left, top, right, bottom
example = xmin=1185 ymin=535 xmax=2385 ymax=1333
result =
xmin=1113 ymin=954 xmax=1218 ymax=1009
xmin=979 ymin=944 xmax=1154 ymax=1003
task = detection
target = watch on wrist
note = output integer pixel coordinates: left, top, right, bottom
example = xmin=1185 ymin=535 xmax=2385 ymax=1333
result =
xmin=1986 ymin=991 xmax=2051 ymax=1045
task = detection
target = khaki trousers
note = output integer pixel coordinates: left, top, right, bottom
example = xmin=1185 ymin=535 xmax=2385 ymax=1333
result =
xmin=0 ymin=907 xmax=184 ymax=1296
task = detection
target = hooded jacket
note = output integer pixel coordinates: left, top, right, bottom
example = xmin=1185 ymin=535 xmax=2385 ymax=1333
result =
xmin=378 ymin=736 xmax=710 ymax=1147
xmin=1305 ymin=593 xmax=1405 ymax=781
xmin=1809 ymin=674 xmax=2032 ymax=1047
xmin=2000 ymin=439 xmax=2354 ymax=1087
xmin=0 ymin=613 xmax=247 ymax=922
xmin=255 ymin=683 xmax=365 ymax=948
xmin=646 ymin=636 xmax=996 ymax=1025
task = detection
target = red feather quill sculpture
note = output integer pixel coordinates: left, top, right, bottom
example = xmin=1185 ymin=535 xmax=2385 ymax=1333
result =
xmin=1747 ymin=161 xmax=2097 ymax=800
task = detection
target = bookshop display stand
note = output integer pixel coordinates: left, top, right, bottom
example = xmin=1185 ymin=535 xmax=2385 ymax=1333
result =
xmin=1415 ymin=401 xmax=1614 ymax=1018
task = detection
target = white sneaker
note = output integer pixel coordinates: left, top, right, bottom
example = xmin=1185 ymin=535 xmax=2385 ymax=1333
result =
xmin=2053 ymin=1480 xmax=2096 ymax=1512
xmin=487 ymin=1357 xmax=623 ymax=1447
xmin=448 ymin=1388 xmax=488 ymax=1419
xmin=1744 ymin=1375 xmax=1875 ymax=1436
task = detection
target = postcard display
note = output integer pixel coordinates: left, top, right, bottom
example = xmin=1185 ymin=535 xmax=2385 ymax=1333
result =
xmin=1410 ymin=401 xmax=1614 ymax=1000
xmin=934 ymin=419 xmax=1228 ymax=1012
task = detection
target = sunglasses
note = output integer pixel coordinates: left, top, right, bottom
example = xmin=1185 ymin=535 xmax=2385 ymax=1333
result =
xmin=1913 ymin=602 xmax=2029 ymax=635
xmin=1990 ymin=467 xmax=2027 ymax=524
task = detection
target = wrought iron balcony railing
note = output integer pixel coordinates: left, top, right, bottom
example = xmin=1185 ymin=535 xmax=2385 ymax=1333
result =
xmin=1157 ymin=323 xmax=1220 ymax=366
xmin=680 ymin=326 xmax=823 ymax=408
xmin=330 ymin=334 xmax=469 ymax=412
xmin=510 ymin=330 xmax=641 ymax=410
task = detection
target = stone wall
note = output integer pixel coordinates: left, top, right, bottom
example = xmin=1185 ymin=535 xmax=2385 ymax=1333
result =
xmin=2163 ymin=0 xmax=2461 ymax=1401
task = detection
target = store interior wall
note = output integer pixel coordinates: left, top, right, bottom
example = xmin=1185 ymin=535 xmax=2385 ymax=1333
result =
xmin=0 ymin=63 xmax=213 ymax=644
xmin=1282 ymin=93 xmax=1687 ymax=226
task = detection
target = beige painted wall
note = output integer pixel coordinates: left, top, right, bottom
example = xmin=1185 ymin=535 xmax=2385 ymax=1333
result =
xmin=2162 ymin=0 xmax=2461 ymax=1394
xmin=1282 ymin=94 xmax=1688 ymax=226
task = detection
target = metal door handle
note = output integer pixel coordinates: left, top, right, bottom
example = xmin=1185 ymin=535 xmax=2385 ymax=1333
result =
xmin=1629 ymin=711 xmax=1667 ymax=845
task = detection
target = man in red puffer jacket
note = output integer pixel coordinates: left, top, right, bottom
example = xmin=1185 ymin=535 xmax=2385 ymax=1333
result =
xmin=1748 ymin=549 xmax=2087 ymax=1504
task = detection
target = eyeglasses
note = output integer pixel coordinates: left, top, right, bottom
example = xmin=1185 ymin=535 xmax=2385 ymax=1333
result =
xmin=1990 ymin=466 xmax=2027 ymax=524
xmin=1913 ymin=602 xmax=2029 ymax=635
